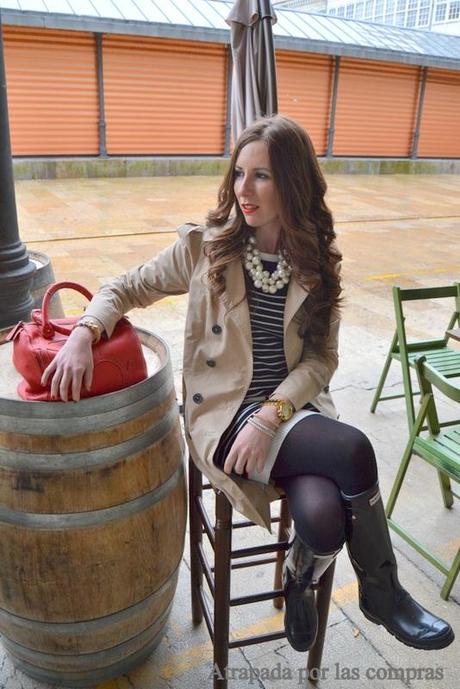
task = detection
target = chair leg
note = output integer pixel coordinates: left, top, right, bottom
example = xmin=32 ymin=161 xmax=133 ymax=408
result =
xmin=400 ymin=356 xmax=416 ymax=431
xmin=213 ymin=491 xmax=232 ymax=689
xmin=441 ymin=547 xmax=460 ymax=601
xmin=307 ymin=559 xmax=336 ymax=683
xmin=370 ymin=331 xmax=397 ymax=413
xmin=385 ymin=393 xmax=430 ymax=519
xmin=273 ymin=497 xmax=291 ymax=610
xmin=437 ymin=470 xmax=454 ymax=509
xmin=189 ymin=457 xmax=203 ymax=625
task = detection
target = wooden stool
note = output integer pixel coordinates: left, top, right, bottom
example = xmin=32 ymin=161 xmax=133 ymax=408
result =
xmin=189 ymin=457 xmax=335 ymax=688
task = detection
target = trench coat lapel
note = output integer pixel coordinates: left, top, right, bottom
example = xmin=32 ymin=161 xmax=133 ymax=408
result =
xmin=284 ymin=277 xmax=309 ymax=334
xmin=220 ymin=258 xmax=251 ymax=339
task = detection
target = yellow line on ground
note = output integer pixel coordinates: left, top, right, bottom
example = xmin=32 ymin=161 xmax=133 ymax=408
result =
xmin=365 ymin=267 xmax=454 ymax=281
xmin=159 ymin=581 xmax=358 ymax=680
xmin=437 ymin=536 xmax=460 ymax=558
xmin=26 ymin=229 xmax=179 ymax=244
xmin=25 ymin=213 xmax=460 ymax=245
xmin=160 ymin=638 xmax=213 ymax=679
xmin=331 ymin=580 xmax=358 ymax=606
xmin=159 ymin=612 xmax=286 ymax=680
xmin=95 ymin=677 xmax=132 ymax=689
xmin=366 ymin=273 xmax=402 ymax=281
xmin=335 ymin=215 xmax=460 ymax=225
xmin=229 ymin=610 xmax=285 ymax=642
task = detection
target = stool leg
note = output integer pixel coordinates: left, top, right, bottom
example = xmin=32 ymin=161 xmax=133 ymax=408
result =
xmin=189 ymin=456 xmax=203 ymax=624
xmin=307 ymin=559 xmax=336 ymax=683
xmin=273 ymin=497 xmax=291 ymax=609
xmin=213 ymin=491 xmax=232 ymax=689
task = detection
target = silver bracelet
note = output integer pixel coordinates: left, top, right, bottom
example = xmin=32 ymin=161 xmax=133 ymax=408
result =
xmin=250 ymin=414 xmax=277 ymax=435
xmin=247 ymin=416 xmax=276 ymax=439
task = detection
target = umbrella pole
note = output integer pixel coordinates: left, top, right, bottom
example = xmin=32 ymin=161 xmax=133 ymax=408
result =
xmin=0 ymin=11 xmax=35 ymax=329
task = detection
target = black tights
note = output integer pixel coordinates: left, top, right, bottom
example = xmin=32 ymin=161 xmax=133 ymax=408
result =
xmin=271 ymin=414 xmax=378 ymax=555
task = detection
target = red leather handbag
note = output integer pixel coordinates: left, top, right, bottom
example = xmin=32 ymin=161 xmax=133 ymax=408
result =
xmin=7 ymin=281 xmax=148 ymax=401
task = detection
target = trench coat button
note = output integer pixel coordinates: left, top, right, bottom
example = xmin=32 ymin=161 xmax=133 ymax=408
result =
xmin=323 ymin=385 xmax=329 ymax=393
xmin=193 ymin=393 xmax=203 ymax=404
xmin=206 ymin=359 xmax=216 ymax=368
xmin=212 ymin=324 xmax=222 ymax=334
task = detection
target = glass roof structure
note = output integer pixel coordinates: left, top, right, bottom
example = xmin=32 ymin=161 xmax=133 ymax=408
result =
xmin=0 ymin=0 xmax=459 ymax=70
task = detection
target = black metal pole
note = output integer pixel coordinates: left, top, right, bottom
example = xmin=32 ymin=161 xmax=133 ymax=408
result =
xmin=0 ymin=10 xmax=35 ymax=328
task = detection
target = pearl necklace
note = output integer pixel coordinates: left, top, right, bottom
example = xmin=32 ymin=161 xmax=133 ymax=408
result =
xmin=244 ymin=236 xmax=292 ymax=294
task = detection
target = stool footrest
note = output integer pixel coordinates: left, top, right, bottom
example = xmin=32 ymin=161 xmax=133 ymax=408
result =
xmin=228 ymin=630 xmax=286 ymax=649
xmin=230 ymin=588 xmax=284 ymax=607
xmin=232 ymin=515 xmax=282 ymax=529
xmin=231 ymin=541 xmax=289 ymax=559
xmin=230 ymin=555 xmax=279 ymax=570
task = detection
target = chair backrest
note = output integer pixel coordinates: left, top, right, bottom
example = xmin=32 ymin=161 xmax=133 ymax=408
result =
xmin=414 ymin=355 xmax=460 ymax=435
xmin=393 ymin=282 xmax=460 ymax=355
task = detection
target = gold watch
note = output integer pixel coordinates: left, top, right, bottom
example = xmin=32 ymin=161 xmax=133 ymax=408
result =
xmin=262 ymin=399 xmax=294 ymax=422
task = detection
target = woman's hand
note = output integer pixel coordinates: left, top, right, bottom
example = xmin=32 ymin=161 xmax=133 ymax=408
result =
xmin=223 ymin=420 xmax=275 ymax=477
xmin=41 ymin=327 xmax=95 ymax=402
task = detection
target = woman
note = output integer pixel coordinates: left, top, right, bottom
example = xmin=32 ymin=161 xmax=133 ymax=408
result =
xmin=43 ymin=115 xmax=454 ymax=653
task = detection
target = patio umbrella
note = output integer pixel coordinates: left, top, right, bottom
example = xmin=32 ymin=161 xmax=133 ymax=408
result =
xmin=226 ymin=0 xmax=278 ymax=141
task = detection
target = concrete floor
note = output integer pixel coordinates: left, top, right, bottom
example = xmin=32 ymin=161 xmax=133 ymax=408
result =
xmin=1 ymin=173 xmax=459 ymax=689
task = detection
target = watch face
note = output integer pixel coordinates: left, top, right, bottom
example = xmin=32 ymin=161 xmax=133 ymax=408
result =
xmin=280 ymin=401 xmax=294 ymax=421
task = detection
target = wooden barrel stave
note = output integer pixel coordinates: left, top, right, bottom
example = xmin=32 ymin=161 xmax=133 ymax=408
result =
xmin=8 ymin=639 xmax=163 ymax=689
xmin=0 ymin=410 xmax=183 ymax=513
xmin=4 ymin=606 xmax=171 ymax=686
xmin=0 ymin=566 xmax=179 ymax=654
xmin=0 ymin=362 xmax=172 ymax=448
xmin=0 ymin=466 xmax=186 ymax=621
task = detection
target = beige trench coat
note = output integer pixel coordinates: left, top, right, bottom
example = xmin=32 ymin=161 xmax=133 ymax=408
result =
xmin=85 ymin=223 xmax=340 ymax=530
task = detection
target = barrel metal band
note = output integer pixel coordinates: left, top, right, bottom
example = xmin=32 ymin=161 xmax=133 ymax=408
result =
xmin=0 ymin=454 xmax=186 ymax=529
xmin=0 ymin=405 xmax=179 ymax=471
xmin=1 ymin=602 xmax=172 ymax=674
xmin=0 ymin=373 xmax=174 ymax=436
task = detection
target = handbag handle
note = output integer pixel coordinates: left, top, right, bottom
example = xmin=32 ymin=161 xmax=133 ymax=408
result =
xmin=35 ymin=281 xmax=95 ymax=339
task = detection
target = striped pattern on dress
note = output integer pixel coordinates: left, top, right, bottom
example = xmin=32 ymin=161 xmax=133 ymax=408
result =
xmin=214 ymin=255 xmax=289 ymax=468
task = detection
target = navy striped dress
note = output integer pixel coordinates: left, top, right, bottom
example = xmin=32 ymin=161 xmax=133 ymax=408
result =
xmin=214 ymin=253 xmax=302 ymax=469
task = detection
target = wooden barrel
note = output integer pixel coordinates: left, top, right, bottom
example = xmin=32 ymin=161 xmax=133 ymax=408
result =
xmin=0 ymin=330 xmax=186 ymax=687
xmin=28 ymin=250 xmax=64 ymax=318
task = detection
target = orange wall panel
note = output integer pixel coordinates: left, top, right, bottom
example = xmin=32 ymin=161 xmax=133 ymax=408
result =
xmin=3 ymin=25 xmax=459 ymax=160
xmin=334 ymin=58 xmax=419 ymax=157
xmin=277 ymin=51 xmax=333 ymax=156
xmin=103 ymin=36 xmax=227 ymax=155
xmin=3 ymin=27 xmax=99 ymax=156
xmin=418 ymin=69 xmax=460 ymax=158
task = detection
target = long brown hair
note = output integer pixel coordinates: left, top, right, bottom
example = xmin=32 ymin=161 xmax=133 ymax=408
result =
xmin=205 ymin=114 xmax=342 ymax=353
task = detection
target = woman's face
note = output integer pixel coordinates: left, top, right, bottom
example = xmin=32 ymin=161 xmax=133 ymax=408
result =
xmin=233 ymin=141 xmax=281 ymax=237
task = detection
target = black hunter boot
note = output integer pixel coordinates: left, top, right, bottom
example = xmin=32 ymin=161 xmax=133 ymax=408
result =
xmin=283 ymin=531 xmax=340 ymax=652
xmin=341 ymin=483 xmax=455 ymax=650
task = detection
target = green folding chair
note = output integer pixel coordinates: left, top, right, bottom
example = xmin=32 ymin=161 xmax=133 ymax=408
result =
xmin=385 ymin=355 xmax=460 ymax=600
xmin=371 ymin=283 xmax=460 ymax=430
